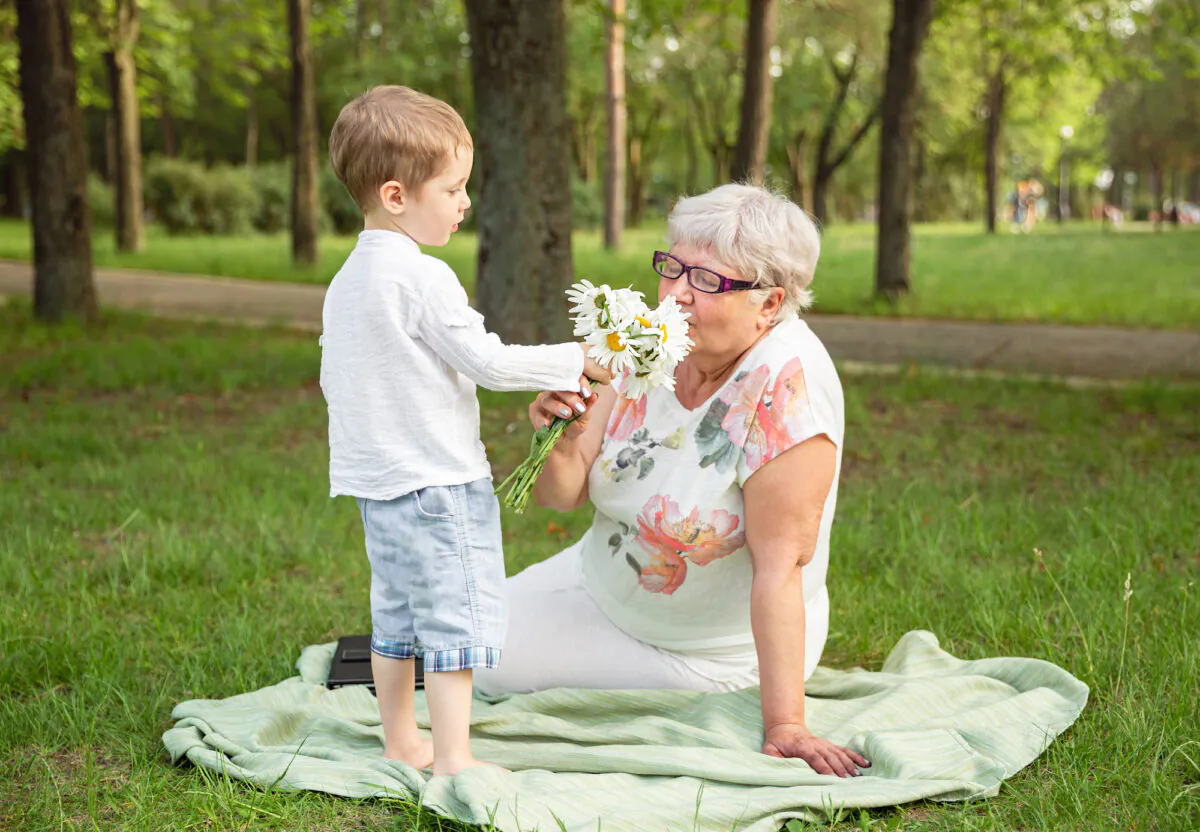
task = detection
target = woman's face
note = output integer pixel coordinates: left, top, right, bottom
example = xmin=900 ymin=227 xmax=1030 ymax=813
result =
xmin=657 ymin=243 xmax=781 ymax=362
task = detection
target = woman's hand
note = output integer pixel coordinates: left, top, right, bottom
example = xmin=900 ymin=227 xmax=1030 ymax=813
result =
xmin=529 ymin=376 xmax=599 ymax=439
xmin=763 ymin=723 xmax=869 ymax=778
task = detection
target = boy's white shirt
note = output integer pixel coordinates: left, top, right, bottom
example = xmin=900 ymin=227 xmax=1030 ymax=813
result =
xmin=320 ymin=229 xmax=584 ymax=500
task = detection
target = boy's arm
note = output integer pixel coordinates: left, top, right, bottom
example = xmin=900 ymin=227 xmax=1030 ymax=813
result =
xmin=416 ymin=274 xmax=585 ymax=393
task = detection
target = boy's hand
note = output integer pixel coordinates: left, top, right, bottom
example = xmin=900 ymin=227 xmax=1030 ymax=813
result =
xmin=579 ymin=344 xmax=614 ymax=386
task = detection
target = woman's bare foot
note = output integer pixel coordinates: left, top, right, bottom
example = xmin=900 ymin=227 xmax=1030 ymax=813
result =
xmin=433 ymin=755 xmax=510 ymax=777
xmin=385 ymin=736 xmax=434 ymax=770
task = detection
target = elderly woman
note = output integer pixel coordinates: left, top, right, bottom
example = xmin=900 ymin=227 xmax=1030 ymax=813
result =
xmin=475 ymin=184 xmax=868 ymax=778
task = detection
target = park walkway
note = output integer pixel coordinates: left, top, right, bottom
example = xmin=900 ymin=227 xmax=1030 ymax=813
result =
xmin=1 ymin=259 xmax=1197 ymax=382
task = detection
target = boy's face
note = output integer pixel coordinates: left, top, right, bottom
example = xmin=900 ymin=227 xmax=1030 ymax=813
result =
xmin=395 ymin=148 xmax=473 ymax=247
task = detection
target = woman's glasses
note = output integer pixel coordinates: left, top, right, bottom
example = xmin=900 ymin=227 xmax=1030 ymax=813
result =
xmin=652 ymin=250 xmax=758 ymax=294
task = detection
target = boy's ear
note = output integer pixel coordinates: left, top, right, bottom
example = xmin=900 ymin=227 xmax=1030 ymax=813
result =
xmin=378 ymin=180 xmax=406 ymax=216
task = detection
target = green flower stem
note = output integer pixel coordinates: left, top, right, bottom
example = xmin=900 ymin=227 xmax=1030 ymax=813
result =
xmin=495 ymin=416 xmax=570 ymax=514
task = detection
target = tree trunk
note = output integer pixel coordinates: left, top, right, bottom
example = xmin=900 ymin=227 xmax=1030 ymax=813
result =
xmin=353 ymin=0 xmax=366 ymax=69
xmin=814 ymin=101 xmax=880 ymax=227
xmin=246 ymin=90 xmax=259 ymax=167
xmin=628 ymin=136 xmax=644 ymax=228
xmin=603 ymin=0 xmax=625 ymax=250
xmin=785 ymin=129 xmax=809 ymax=211
xmin=1151 ymin=162 xmax=1163 ymax=233
xmin=983 ymin=66 xmax=1005 ymax=234
xmin=1170 ymin=170 xmax=1180 ymax=226
xmin=874 ymin=0 xmax=934 ymax=300
xmin=685 ymin=109 xmax=699 ymax=194
xmin=730 ymin=0 xmax=777 ymax=184
xmin=16 ymin=0 xmax=96 ymax=322
xmin=104 ymin=112 xmax=117 ymax=183
xmin=0 ymin=152 xmax=24 ymax=217
xmin=103 ymin=0 xmax=144 ymax=253
xmin=465 ymin=0 xmax=575 ymax=344
xmin=289 ymin=0 xmax=319 ymax=265
xmin=158 ymin=99 xmax=178 ymax=157
xmin=377 ymin=0 xmax=388 ymax=55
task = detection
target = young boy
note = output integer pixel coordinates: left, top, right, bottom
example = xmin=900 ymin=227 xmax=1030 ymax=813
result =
xmin=321 ymin=86 xmax=610 ymax=776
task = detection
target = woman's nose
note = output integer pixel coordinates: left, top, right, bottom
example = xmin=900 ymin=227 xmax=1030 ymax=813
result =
xmin=660 ymin=277 xmax=692 ymax=305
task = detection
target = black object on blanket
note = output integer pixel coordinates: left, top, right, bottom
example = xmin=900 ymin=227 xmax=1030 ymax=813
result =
xmin=325 ymin=635 xmax=425 ymax=692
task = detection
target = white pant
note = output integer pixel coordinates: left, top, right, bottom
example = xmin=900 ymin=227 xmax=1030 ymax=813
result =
xmin=475 ymin=544 xmax=826 ymax=696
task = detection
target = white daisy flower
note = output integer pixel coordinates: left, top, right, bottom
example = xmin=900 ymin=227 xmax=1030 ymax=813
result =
xmin=646 ymin=296 xmax=693 ymax=364
xmin=585 ymin=327 xmax=638 ymax=374
xmin=602 ymin=287 xmax=644 ymax=329
xmin=566 ymin=280 xmax=602 ymax=316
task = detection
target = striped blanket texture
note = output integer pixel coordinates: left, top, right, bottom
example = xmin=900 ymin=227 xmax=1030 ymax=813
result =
xmin=162 ymin=630 xmax=1087 ymax=831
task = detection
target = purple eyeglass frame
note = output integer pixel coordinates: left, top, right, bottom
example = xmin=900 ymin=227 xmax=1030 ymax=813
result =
xmin=652 ymin=250 xmax=758 ymax=294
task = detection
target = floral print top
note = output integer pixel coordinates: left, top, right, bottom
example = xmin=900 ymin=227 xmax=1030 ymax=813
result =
xmin=580 ymin=316 xmax=844 ymax=653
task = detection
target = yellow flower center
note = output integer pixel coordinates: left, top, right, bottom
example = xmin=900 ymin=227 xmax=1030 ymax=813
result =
xmin=606 ymin=332 xmax=626 ymax=351
xmin=636 ymin=315 xmax=652 ymax=328
xmin=660 ymin=324 xmax=668 ymax=343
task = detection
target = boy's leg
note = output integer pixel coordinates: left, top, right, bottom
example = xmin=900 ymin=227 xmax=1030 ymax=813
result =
xmin=409 ymin=479 xmax=509 ymax=775
xmin=371 ymin=654 xmax=433 ymax=768
xmin=423 ymin=669 xmax=479 ymax=775
xmin=358 ymin=497 xmax=431 ymax=768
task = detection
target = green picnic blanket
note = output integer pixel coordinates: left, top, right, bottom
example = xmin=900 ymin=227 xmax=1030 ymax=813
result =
xmin=162 ymin=631 xmax=1087 ymax=831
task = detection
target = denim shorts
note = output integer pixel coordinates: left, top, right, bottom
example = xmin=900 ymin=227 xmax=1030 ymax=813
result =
xmin=357 ymin=478 xmax=506 ymax=672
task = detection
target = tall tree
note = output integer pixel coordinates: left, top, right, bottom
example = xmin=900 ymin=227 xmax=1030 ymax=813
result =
xmin=813 ymin=47 xmax=881 ymax=225
xmin=88 ymin=0 xmax=144 ymax=252
xmin=289 ymin=0 xmax=319 ymax=265
xmin=874 ymin=0 xmax=935 ymax=300
xmin=465 ymin=0 xmax=575 ymax=344
xmin=730 ymin=0 xmax=777 ymax=184
xmin=604 ymin=0 xmax=626 ymax=248
xmin=16 ymin=0 xmax=96 ymax=322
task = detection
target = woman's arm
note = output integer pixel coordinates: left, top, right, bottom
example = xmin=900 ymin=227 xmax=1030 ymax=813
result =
xmin=743 ymin=434 xmax=869 ymax=778
xmin=528 ymin=382 xmax=617 ymax=512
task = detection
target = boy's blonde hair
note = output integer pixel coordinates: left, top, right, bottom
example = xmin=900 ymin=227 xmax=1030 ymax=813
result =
xmin=329 ymin=85 xmax=472 ymax=212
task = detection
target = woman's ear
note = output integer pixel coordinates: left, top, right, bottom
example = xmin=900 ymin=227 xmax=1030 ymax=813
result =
xmin=378 ymin=180 xmax=406 ymax=216
xmin=760 ymin=286 xmax=785 ymax=323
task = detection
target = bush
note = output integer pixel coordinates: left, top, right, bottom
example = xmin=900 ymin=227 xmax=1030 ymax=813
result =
xmin=250 ymin=162 xmax=291 ymax=233
xmin=88 ymin=174 xmax=115 ymax=230
xmin=145 ymin=158 xmax=256 ymax=235
xmin=321 ymin=166 xmax=362 ymax=235
xmin=571 ymin=177 xmax=602 ymax=230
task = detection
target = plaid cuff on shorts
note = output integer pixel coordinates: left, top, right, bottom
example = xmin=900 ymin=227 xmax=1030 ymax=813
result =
xmin=423 ymin=646 xmax=501 ymax=673
xmin=370 ymin=634 xmax=423 ymax=660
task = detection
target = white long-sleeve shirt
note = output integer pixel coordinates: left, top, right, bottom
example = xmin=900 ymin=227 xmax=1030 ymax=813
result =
xmin=319 ymin=229 xmax=583 ymax=499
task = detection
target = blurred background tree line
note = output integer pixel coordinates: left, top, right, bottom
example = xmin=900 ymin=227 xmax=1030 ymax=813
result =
xmin=2 ymin=0 xmax=1197 ymax=324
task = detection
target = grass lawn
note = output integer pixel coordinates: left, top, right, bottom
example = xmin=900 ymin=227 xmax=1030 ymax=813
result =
xmin=1 ymin=301 xmax=1198 ymax=830
xmin=1 ymin=219 xmax=1198 ymax=330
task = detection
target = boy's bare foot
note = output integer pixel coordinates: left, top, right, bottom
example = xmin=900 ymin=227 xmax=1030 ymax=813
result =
xmin=433 ymin=755 xmax=510 ymax=777
xmin=385 ymin=736 xmax=435 ymax=770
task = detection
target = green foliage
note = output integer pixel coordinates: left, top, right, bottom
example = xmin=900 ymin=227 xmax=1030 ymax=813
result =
xmin=0 ymin=7 xmax=21 ymax=156
xmin=320 ymin=165 xmax=362 ymax=236
xmin=249 ymin=162 xmax=291 ymax=234
xmin=571 ymin=177 xmax=603 ymax=230
xmin=144 ymin=158 xmax=256 ymax=236
xmin=87 ymin=173 xmax=115 ymax=230
xmin=2 ymin=0 xmax=1197 ymax=229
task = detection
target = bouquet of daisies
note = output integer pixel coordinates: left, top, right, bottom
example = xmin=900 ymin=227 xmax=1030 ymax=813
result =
xmin=496 ymin=280 xmax=693 ymax=513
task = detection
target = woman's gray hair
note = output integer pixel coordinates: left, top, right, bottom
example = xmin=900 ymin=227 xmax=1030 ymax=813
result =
xmin=667 ymin=183 xmax=820 ymax=320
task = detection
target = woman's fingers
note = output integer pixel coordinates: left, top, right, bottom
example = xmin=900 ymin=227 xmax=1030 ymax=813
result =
xmin=530 ymin=390 xmax=594 ymax=430
xmin=822 ymin=748 xmax=852 ymax=778
xmin=844 ymin=747 xmax=870 ymax=769
xmin=806 ymin=752 xmax=834 ymax=776
xmin=835 ymin=747 xmax=862 ymax=777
